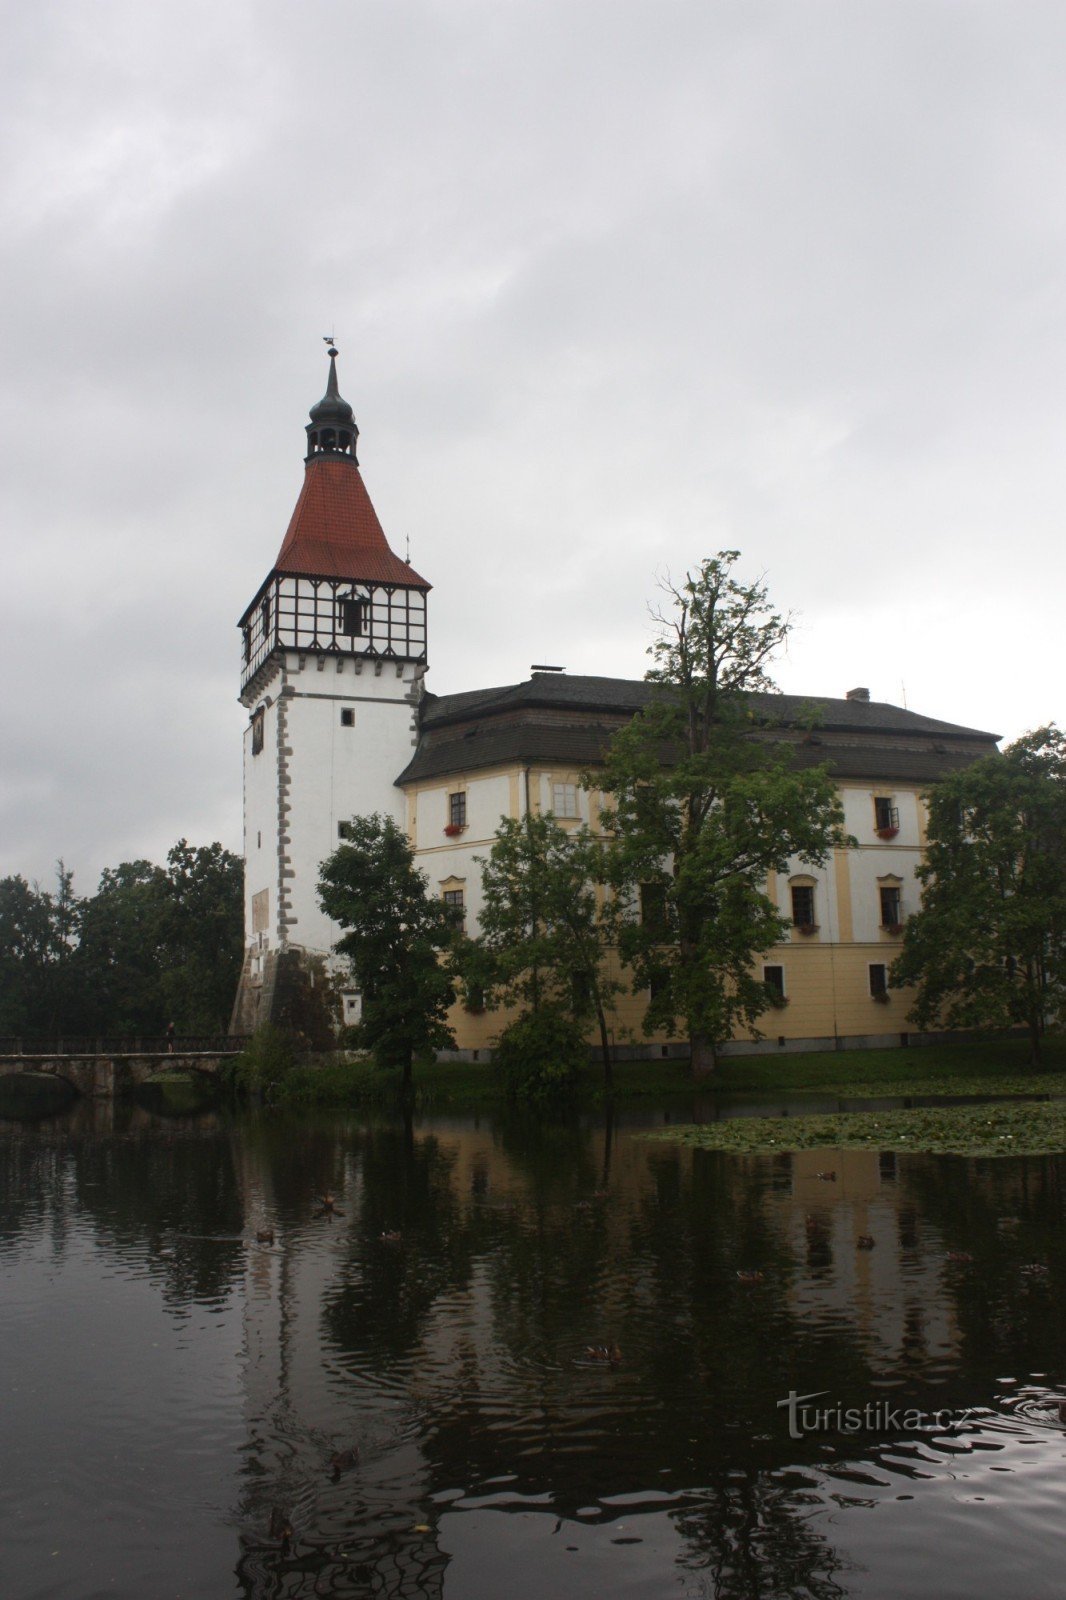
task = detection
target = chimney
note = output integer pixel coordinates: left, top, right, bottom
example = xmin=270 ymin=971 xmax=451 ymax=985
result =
xmin=846 ymin=686 xmax=870 ymax=703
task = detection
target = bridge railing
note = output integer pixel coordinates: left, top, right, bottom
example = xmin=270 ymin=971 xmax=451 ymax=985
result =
xmin=0 ymin=1036 xmax=250 ymax=1057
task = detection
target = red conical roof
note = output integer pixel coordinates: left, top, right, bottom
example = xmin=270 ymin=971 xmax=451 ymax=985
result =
xmin=273 ymin=455 xmax=430 ymax=589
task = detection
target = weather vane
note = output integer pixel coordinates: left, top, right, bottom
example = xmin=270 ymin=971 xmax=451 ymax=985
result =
xmin=323 ymin=331 xmax=337 ymax=354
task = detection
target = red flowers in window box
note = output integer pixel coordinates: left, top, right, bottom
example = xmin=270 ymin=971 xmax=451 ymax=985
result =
xmin=883 ymin=922 xmax=904 ymax=935
xmin=444 ymin=823 xmax=464 ymax=837
xmin=875 ymin=826 xmax=899 ymax=840
xmin=795 ymin=923 xmax=819 ymax=936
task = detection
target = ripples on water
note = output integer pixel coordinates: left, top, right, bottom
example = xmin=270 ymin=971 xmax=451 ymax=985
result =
xmin=1 ymin=1100 xmax=1064 ymax=1598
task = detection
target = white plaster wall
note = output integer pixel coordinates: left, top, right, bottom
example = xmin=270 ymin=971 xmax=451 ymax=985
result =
xmin=280 ymin=654 xmax=419 ymax=955
xmin=849 ymin=847 xmax=923 ymax=942
xmin=840 ymin=784 xmax=919 ymax=847
xmin=776 ymin=854 xmax=839 ymax=944
xmin=242 ymin=692 xmax=281 ymax=949
xmin=410 ymin=771 xmax=514 ymax=936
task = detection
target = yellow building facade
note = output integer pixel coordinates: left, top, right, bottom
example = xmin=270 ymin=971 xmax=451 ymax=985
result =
xmin=396 ymin=673 xmax=999 ymax=1058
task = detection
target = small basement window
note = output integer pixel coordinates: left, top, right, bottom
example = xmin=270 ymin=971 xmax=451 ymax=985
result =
xmin=340 ymin=707 xmax=355 ymax=727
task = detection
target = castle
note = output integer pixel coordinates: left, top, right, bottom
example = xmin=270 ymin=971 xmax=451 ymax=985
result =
xmin=231 ymin=351 xmax=999 ymax=1055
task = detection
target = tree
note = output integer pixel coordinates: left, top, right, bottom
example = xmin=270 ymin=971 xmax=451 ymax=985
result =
xmin=891 ymin=727 xmax=1066 ymax=1063
xmin=74 ymin=842 xmax=244 ymax=1035
xmin=318 ymin=814 xmax=460 ymax=1094
xmin=474 ymin=812 xmax=625 ymax=1090
xmin=158 ymin=840 xmax=244 ymax=1032
xmin=598 ymin=551 xmax=848 ymax=1073
xmin=0 ymin=865 xmax=81 ymax=1035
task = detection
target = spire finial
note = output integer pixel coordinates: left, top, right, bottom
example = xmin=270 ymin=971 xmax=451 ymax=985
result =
xmin=306 ymin=338 xmax=358 ymax=462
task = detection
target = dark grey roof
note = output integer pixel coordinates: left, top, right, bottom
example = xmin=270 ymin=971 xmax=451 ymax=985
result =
xmin=420 ymin=672 xmax=998 ymax=741
xmin=396 ymin=672 xmax=1000 ymax=788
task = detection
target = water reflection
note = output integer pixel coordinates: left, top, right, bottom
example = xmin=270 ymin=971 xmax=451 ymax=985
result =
xmin=1 ymin=1101 xmax=1064 ymax=1598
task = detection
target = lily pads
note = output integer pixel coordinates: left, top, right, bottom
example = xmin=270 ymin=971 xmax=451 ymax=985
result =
xmin=644 ymin=1099 xmax=1066 ymax=1157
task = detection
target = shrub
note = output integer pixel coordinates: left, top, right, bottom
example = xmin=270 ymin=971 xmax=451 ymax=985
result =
xmin=223 ymin=1024 xmax=297 ymax=1102
xmin=493 ymin=1008 xmax=585 ymax=1106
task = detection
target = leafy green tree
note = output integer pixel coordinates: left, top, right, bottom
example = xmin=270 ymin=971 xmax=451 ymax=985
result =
xmin=891 ymin=727 xmax=1066 ymax=1063
xmin=0 ymin=865 xmax=80 ymax=1034
xmin=74 ymin=842 xmax=243 ymax=1035
xmin=474 ymin=813 xmax=624 ymax=1089
xmin=158 ymin=840 xmax=244 ymax=1031
xmin=74 ymin=860 xmax=171 ymax=1033
xmin=599 ymin=551 xmax=848 ymax=1073
xmin=318 ymin=813 xmax=459 ymax=1094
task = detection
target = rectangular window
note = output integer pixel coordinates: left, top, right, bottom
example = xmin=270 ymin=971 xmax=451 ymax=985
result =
xmin=449 ymin=792 xmax=467 ymax=828
xmin=764 ymin=964 xmax=785 ymax=1000
xmin=791 ymin=885 xmax=815 ymax=927
xmin=251 ymin=709 xmax=264 ymax=756
xmin=869 ymin=963 xmax=888 ymax=998
xmin=640 ymin=882 xmax=668 ymax=936
xmin=879 ymin=885 xmax=902 ymax=926
xmin=338 ymin=597 xmax=365 ymax=637
xmin=552 ymin=782 xmax=579 ymax=818
xmin=242 ymin=625 xmax=251 ymax=664
xmin=443 ymin=888 xmax=465 ymax=926
xmin=260 ymin=593 xmax=271 ymax=639
xmin=571 ymin=968 xmax=591 ymax=1008
xmin=874 ymin=797 xmax=899 ymax=832
xmin=340 ymin=707 xmax=355 ymax=727
xmin=338 ymin=821 xmax=354 ymax=840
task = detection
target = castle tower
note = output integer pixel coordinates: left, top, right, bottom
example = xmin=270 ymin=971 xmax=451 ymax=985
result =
xmin=231 ymin=347 xmax=430 ymax=1030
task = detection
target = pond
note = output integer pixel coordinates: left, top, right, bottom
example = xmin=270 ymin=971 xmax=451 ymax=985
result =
xmin=2 ymin=1095 xmax=1064 ymax=1598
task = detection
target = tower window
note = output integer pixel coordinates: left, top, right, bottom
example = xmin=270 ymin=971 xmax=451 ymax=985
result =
xmin=338 ymin=597 xmax=366 ymax=637
xmin=449 ymin=792 xmax=467 ymax=828
xmin=251 ymin=709 xmax=264 ymax=756
xmin=242 ymin=625 xmax=251 ymax=664
xmin=260 ymin=594 xmax=271 ymax=639
xmin=340 ymin=707 xmax=355 ymax=727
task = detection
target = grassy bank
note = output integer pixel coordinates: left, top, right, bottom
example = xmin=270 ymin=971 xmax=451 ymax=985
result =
xmin=645 ymin=1098 xmax=1066 ymax=1158
xmin=271 ymin=1034 xmax=1066 ymax=1109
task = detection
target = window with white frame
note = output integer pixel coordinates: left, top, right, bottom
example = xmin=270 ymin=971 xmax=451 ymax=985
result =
xmin=552 ymin=782 xmax=579 ymax=818
xmin=443 ymin=888 xmax=465 ymax=926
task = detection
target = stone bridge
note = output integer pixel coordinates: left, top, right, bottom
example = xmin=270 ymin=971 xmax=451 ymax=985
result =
xmin=0 ymin=1050 xmax=241 ymax=1099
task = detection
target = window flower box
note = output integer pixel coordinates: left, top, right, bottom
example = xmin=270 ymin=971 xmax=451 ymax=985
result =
xmin=872 ymin=990 xmax=891 ymax=1004
xmin=443 ymin=823 xmax=465 ymax=838
xmin=795 ymin=923 xmax=819 ymax=936
xmin=875 ymin=826 xmax=899 ymax=840
xmin=883 ymin=922 xmax=904 ymax=936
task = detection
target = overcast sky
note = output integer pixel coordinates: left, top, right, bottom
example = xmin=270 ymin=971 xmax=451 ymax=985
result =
xmin=3 ymin=0 xmax=1064 ymax=893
